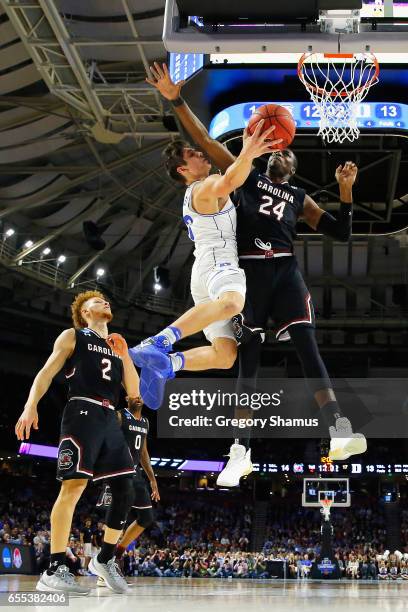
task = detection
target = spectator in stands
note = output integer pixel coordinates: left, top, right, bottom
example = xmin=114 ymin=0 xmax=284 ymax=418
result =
xmin=346 ymin=553 xmax=360 ymax=579
xmin=287 ymin=553 xmax=299 ymax=578
xmin=92 ymin=521 xmax=104 ymax=557
xmin=335 ymin=553 xmax=345 ymax=577
xmin=360 ymin=554 xmax=377 ymax=580
xmin=233 ymin=557 xmax=249 ymax=578
xmin=123 ymin=550 xmax=138 ymax=577
xmin=378 ymin=559 xmax=389 ymax=580
xmin=400 ymin=560 xmax=408 ymax=580
xmin=80 ymin=518 xmax=93 ymax=571
xmin=65 ymin=539 xmax=82 ymax=576
xmin=388 ymin=554 xmax=400 ymax=580
xmin=299 ymin=553 xmax=313 ymax=579
xmin=140 ymin=555 xmax=162 ymax=577
xmin=253 ymin=554 xmax=268 ymax=579
xmin=216 ymin=557 xmax=233 ymax=578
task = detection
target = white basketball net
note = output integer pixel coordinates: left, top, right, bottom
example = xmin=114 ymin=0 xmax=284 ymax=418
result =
xmin=320 ymin=498 xmax=334 ymax=521
xmin=298 ymin=52 xmax=379 ymax=144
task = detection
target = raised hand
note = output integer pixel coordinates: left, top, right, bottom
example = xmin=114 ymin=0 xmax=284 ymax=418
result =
xmin=146 ymin=62 xmax=184 ymax=101
xmin=335 ymin=161 xmax=358 ymax=189
xmin=241 ymin=121 xmax=283 ymax=160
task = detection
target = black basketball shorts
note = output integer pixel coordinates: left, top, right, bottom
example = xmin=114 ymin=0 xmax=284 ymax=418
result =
xmin=57 ymin=399 xmax=135 ymax=481
xmin=240 ymin=256 xmax=315 ymax=341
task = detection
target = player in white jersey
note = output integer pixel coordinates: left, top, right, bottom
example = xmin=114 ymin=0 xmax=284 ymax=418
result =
xmin=129 ymin=98 xmax=282 ymax=410
xmin=183 ymin=178 xmax=241 ymax=314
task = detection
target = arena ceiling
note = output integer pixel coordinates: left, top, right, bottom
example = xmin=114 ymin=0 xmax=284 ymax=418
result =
xmin=0 ymin=0 xmax=408 ymax=352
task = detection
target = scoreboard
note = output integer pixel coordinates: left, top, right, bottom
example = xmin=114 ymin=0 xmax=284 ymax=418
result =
xmin=209 ymin=101 xmax=408 ymax=138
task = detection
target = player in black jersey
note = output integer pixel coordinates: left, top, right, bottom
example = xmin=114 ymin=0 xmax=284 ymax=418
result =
xmin=96 ymin=397 xmax=159 ymax=584
xmin=147 ymin=63 xmax=367 ymax=485
xmin=15 ymin=290 xmax=140 ymax=595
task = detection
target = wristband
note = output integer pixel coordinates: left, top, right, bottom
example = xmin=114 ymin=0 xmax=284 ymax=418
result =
xmin=171 ymin=96 xmax=185 ymax=107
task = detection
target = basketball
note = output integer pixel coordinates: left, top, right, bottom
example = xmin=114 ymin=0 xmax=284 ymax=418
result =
xmin=247 ymin=104 xmax=296 ymax=150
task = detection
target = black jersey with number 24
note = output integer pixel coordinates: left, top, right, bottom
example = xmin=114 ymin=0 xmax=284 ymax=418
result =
xmin=65 ymin=328 xmax=123 ymax=407
xmin=234 ymin=169 xmax=306 ymax=254
xmin=120 ymin=408 xmax=149 ymax=467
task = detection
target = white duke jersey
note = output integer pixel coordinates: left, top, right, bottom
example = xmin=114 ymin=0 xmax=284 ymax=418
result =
xmin=182 ymin=181 xmax=238 ymax=263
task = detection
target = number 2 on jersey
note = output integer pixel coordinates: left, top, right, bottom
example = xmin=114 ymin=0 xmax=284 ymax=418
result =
xmin=101 ymin=358 xmax=111 ymax=381
xmin=259 ymin=196 xmax=286 ymax=221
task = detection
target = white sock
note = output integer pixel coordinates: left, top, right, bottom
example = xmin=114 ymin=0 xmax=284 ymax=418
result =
xmin=158 ymin=326 xmax=180 ymax=345
xmin=170 ymin=353 xmax=184 ymax=372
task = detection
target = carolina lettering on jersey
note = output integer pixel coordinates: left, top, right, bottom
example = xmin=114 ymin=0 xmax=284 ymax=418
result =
xmin=233 ymin=168 xmax=306 ymax=254
xmin=121 ymin=408 xmax=149 ymax=467
xmin=87 ymin=343 xmax=118 ymax=357
xmin=65 ymin=328 xmax=123 ymax=407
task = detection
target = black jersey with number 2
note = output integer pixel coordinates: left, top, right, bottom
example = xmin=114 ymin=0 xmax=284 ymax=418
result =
xmin=234 ymin=169 xmax=306 ymax=254
xmin=120 ymin=408 xmax=149 ymax=467
xmin=65 ymin=328 xmax=123 ymax=407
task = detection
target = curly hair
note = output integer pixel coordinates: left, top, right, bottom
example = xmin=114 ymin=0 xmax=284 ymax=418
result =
xmin=71 ymin=290 xmax=105 ymax=329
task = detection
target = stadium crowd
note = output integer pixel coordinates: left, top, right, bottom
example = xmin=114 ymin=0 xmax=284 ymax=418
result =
xmin=1 ymin=471 xmax=408 ymax=581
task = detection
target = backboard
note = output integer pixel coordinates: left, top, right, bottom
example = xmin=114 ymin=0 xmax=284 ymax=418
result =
xmin=302 ymin=477 xmax=351 ymax=507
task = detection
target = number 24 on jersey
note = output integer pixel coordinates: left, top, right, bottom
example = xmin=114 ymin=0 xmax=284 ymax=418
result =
xmin=259 ymin=196 xmax=286 ymax=221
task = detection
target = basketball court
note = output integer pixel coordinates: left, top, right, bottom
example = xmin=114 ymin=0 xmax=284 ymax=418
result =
xmin=1 ymin=0 xmax=408 ymax=610
xmin=1 ymin=576 xmax=407 ymax=611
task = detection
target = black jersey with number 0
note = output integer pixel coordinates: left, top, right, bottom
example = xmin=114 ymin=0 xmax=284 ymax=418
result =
xmin=233 ymin=169 xmax=306 ymax=254
xmin=65 ymin=328 xmax=123 ymax=407
xmin=120 ymin=408 xmax=149 ymax=467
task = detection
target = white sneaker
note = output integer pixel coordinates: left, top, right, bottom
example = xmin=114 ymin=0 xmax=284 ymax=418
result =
xmin=89 ymin=557 xmax=128 ymax=594
xmin=36 ymin=565 xmax=90 ymax=595
xmin=329 ymin=417 xmax=367 ymax=460
xmin=97 ymin=574 xmax=131 ymax=588
xmin=216 ymin=444 xmax=253 ymax=487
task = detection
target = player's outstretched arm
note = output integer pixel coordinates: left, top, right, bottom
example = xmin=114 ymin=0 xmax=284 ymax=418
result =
xmin=301 ymin=161 xmax=357 ymax=241
xmin=15 ymin=328 xmax=75 ymax=440
xmin=146 ymin=62 xmax=236 ymax=173
xmin=194 ymin=122 xmax=282 ymax=209
xmin=106 ymin=333 xmax=141 ymax=399
xmin=140 ymin=440 xmax=160 ymax=501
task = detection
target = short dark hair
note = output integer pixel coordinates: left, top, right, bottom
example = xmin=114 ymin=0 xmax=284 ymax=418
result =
xmin=163 ymin=139 xmax=189 ymax=184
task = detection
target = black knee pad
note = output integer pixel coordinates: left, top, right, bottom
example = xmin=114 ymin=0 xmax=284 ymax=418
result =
xmin=136 ymin=507 xmax=154 ymax=529
xmin=105 ymin=476 xmax=134 ymax=530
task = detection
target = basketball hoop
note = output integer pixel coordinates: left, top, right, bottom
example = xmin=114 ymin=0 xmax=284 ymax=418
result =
xmin=298 ymin=51 xmax=379 ymax=143
xmin=320 ymin=497 xmax=334 ymax=521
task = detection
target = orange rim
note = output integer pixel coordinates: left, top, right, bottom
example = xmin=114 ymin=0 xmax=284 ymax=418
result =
xmin=297 ymin=52 xmax=380 ymax=98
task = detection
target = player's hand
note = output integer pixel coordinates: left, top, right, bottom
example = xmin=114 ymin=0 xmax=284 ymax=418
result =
xmin=335 ymin=161 xmax=358 ymax=188
xmin=15 ymin=405 xmax=39 ymax=440
xmin=150 ymin=479 xmax=160 ymax=502
xmin=106 ymin=333 xmax=128 ymax=357
xmin=146 ymin=62 xmax=184 ymax=101
xmin=241 ymin=121 xmax=283 ymax=159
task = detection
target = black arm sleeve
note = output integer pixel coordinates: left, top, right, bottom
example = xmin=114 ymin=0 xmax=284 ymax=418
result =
xmin=316 ymin=202 xmax=352 ymax=242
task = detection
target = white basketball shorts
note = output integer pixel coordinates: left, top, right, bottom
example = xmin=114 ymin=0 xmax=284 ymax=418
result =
xmin=190 ymin=252 xmax=246 ymax=343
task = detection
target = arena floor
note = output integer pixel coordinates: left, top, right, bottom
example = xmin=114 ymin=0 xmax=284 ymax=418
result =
xmin=0 ymin=576 xmax=407 ymax=612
